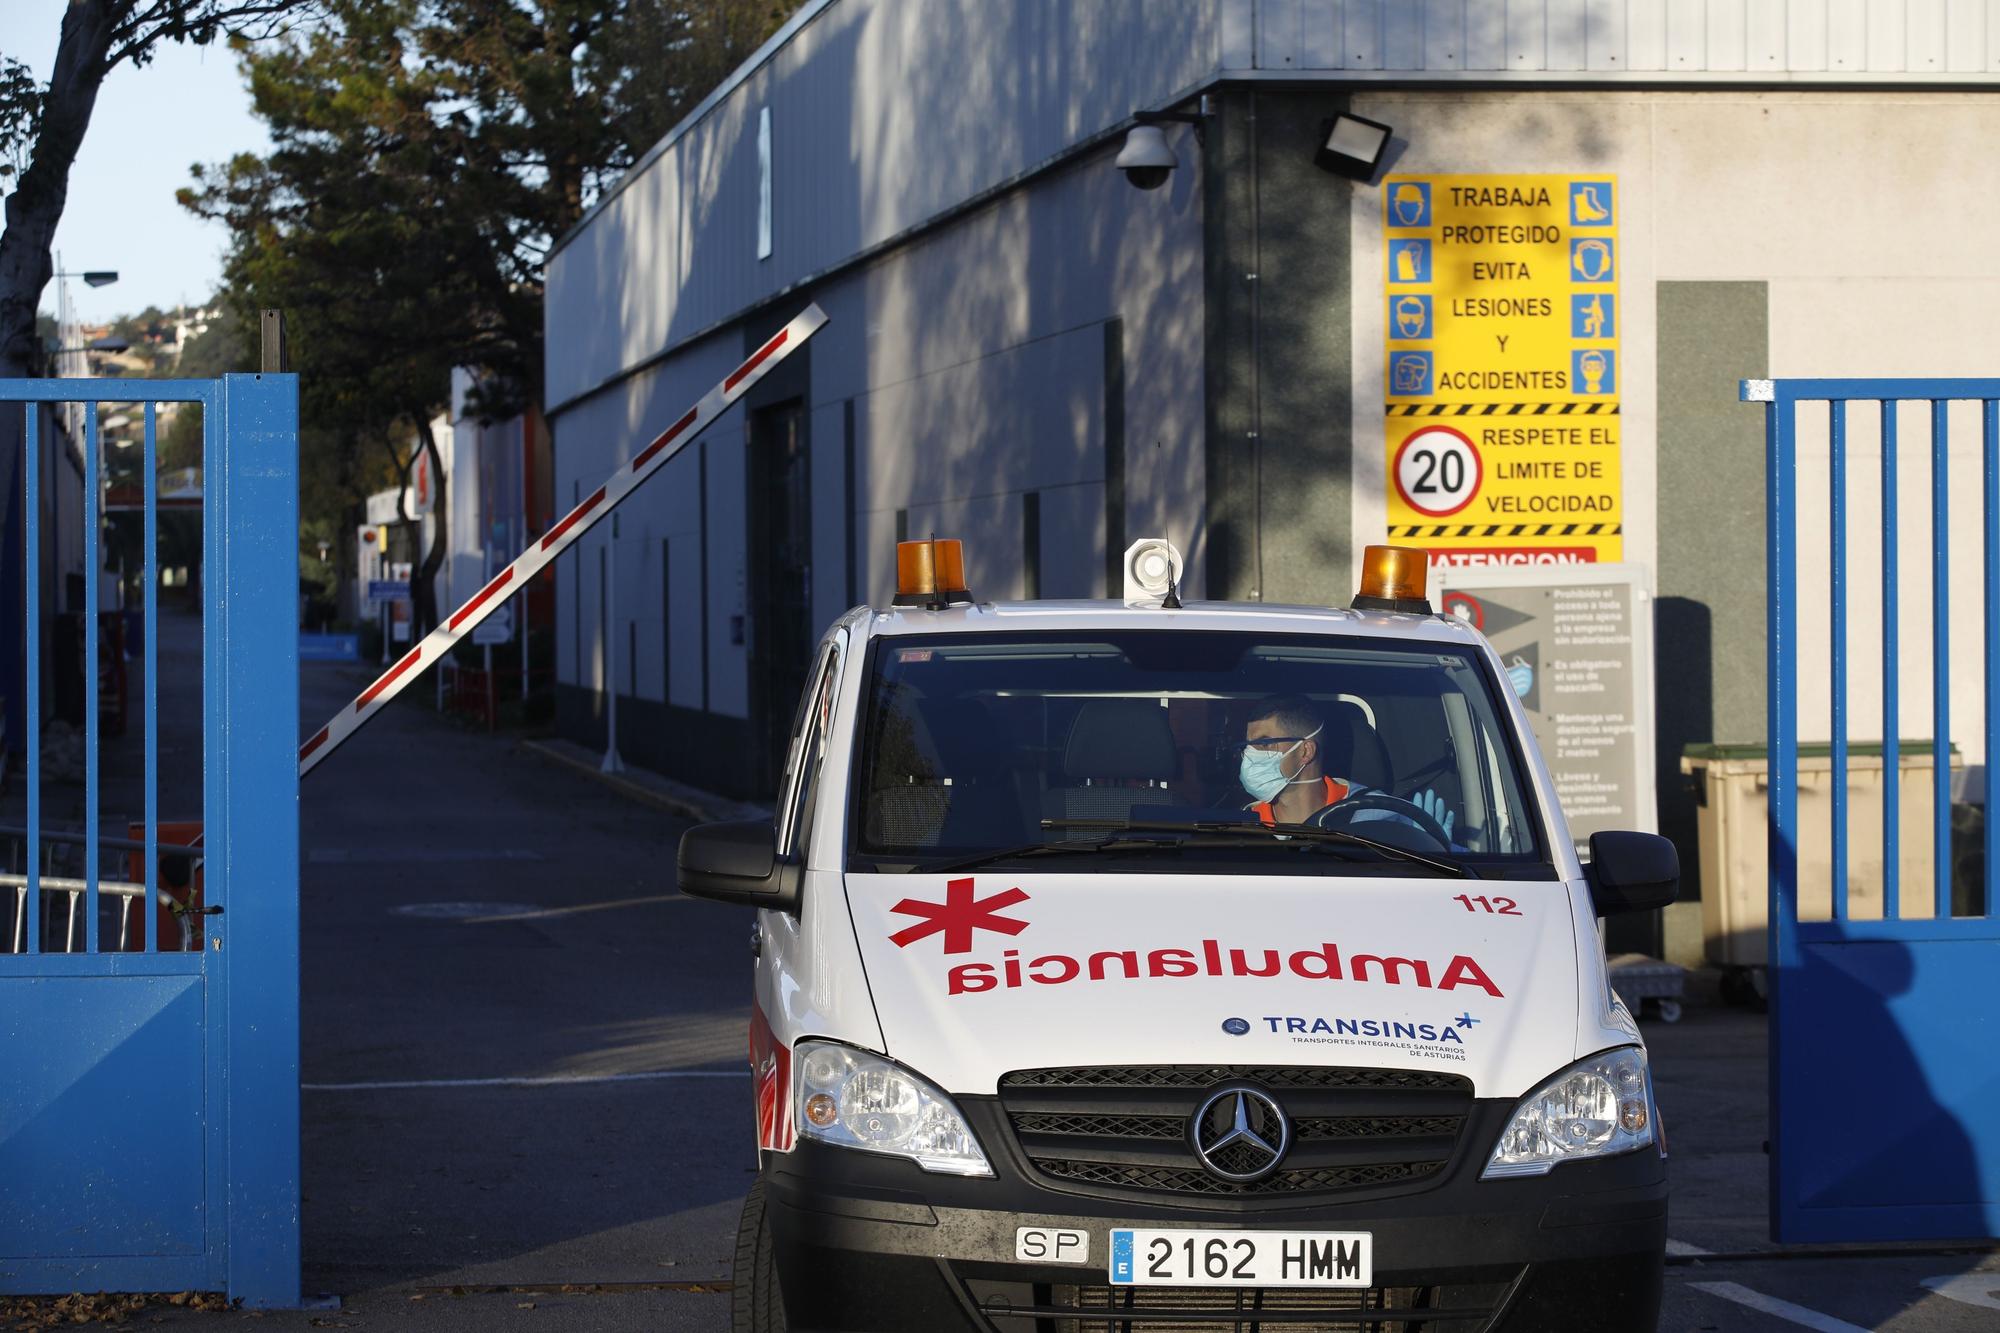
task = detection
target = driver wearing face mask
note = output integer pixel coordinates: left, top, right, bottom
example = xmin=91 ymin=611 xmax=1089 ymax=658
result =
xmin=1239 ymin=694 xmax=1458 ymax=839
xmin=1239 ymin=695 xmax=1343 ymax=827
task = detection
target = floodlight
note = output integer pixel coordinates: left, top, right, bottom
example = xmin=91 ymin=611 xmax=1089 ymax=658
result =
xmin=1314 ymin=113 xmax=1392 ymax=181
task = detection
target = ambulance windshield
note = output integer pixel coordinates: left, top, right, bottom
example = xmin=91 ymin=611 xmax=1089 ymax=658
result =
xmin=848 ymin=631 xmax=1549 ymax=876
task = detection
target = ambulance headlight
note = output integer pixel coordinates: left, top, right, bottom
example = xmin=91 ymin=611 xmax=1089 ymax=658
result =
xmin=795 ymin=1041 xmax=992 ymax=1176
xmin=1483 ymin=1046 xmax=1656 ymax=1178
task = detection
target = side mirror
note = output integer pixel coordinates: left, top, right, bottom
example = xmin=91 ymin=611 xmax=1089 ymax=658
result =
xmin=1585 ymin=831 xmax=1679 ymax=918
xmin=678 ymin=820 xmax=802 ymax=913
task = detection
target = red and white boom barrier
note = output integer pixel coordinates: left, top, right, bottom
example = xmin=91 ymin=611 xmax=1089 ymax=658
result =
xmin=299 ymin=303 xmax=829 ymax=779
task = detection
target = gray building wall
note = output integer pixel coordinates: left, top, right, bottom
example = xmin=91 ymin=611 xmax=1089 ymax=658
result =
xmin=552 ymin=129 xmax=1207 ymax=798
xmin=545 ymin=0 xmax=1221 ymax=415
xmin=1205 ymin=89 xmax=1359 ymax=605
xmin=1656 ymin=280 xmax=1768 ymax=906
xmin=548 ymin=1 xmax=2000 ymax=810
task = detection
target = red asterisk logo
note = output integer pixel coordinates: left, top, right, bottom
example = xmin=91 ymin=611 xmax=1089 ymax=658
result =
xmin=889 ymin=877 xmax=1031 ymax=954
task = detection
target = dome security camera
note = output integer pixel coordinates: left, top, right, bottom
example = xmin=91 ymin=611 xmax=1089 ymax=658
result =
xmin=1116 ymin=124 xmax=1177 ymax=191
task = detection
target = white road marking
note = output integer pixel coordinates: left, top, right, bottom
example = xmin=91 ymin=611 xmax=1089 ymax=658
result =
xmin=1923 ymin=1273 xmax=2000 ymax=1311
xmin=304 ymin=1070 xmax=751 ymax=1091
xmin=466 ymin=894 xmax=689 ymax=923
xmin=311 ymin=848 xmax=545 ymax=864
xmin=1689 ymin=1282 xmax=1871 ymax=1333
xmin=1666 ymin=1239 xmax=1712 ymax=1257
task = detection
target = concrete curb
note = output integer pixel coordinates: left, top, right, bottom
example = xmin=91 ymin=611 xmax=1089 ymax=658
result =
xmin=520 ymin=737 xmax=771 ymax=825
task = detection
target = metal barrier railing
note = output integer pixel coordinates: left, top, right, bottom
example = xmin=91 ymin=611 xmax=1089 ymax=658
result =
xmin=2 ymin=823 xmax=201 ymax=952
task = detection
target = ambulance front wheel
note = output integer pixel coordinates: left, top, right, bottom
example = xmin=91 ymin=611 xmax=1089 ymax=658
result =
xmin=732 ymin=1178 xmax=789 ymax=1333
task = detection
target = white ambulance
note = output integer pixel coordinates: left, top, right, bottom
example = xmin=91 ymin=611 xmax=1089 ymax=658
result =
xmin=680 ymin=540 xmax=1675 ymax=1333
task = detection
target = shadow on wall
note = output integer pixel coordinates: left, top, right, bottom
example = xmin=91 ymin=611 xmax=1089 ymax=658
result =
xmin=844 ymin=0 xmax=1207 ymax=607
xmin=1655 ymin=596 xmax=1713 ymax=905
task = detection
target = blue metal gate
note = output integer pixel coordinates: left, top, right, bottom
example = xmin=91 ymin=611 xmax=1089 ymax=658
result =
xmin=1 ymin=375 xmax=300 ymax=1303
xmin=1750 ymin=376 xmax=2000 ymax=1244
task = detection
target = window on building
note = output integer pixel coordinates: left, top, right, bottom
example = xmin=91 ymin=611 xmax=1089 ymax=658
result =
xmin=757 ymin=106 xmax=773 ymax=261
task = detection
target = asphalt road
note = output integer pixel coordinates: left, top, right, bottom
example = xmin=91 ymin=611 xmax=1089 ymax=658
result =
xmin=287 ymin=653 xmax=747 ymax=1330
xmin=87 ymin=650 xmax=1997 ymax=1331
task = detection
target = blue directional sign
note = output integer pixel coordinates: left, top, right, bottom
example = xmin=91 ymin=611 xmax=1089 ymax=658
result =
xmin=1390 ymin=239 xmax=1432 ymax=284
xmin=1388 ymin=181 xmax=1431 ymax=228
xmin=1572 ymin=349 xmax=1616 ymax=395
xmin=1390 ymin=351 xmax=1435 ymax=397
xmin=1390 ymin=294 xmax=1433 ymax=341
xmin=1569 ymin=181 xmax=1614 ymax=226
xmin=367 ymin=580 xmax=411 ymax=606
xmin=1571 ymin=293 xmax=1615 ymax=339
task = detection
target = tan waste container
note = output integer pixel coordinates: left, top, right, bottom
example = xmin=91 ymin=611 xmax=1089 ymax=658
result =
xmin=1680 ymin=743 xmax=1962 ymax=970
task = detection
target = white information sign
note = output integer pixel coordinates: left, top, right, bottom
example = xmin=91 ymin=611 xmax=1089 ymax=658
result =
xmin=1434 ymin=562 xmax=1657 ymax=856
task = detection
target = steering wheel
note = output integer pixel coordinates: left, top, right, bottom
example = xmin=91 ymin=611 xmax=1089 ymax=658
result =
xmin=1315 ymin=791 xmax=1454 ymax=851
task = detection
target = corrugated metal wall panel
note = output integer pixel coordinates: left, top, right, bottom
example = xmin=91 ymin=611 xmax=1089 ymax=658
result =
xmin=1222 ymin=0 xmax=1257 ymax=66
xmin=1348 ymin=0 xmax=1389 ymax=67
xmin=1827 ymin=0 xmax=1868 ymax=70
xmin=1545 ymin=0 xmax=1589 ymax=69
xmin=1667 ymin=0 xmax=1708 ymax=68
xmin=1788 ymin=0 xmax=1829 ymax=70
xmin=1708 ymin=0 xmax=1750 ymax=70
xmin=547 ymin=0 xmax=1219 ymax=408
xmin=1628 ymin=0 xmax=1668 ymax=65
xmin=1260 ymin=0 xmax=1303 ymax=67
xmin=1868 ymin=0 xmax=1907 ymax=67
xmin=1945 ymin=0 xmax=1985 ymax=70
xmin=1508 ymin=0 xmax=1550 ymax=68
xmin=1383 ymin=0 xmax=1426 ymax=67
xmin=1584 ymin=0 xmax=1627 ymax=68
xmin=1909 ymin=0 xmax=1951 ymax=68
xmin=1465 ymin=1 xmax=1509 ymax=65
xmin=1299 ymin=0 xmax=1340 ymax=67
xmin=1745 ymin=0 xmax=1786 ymax=68
xmin=1251 ymin=1 xmax=2000 ymax=74
xmin=1424 ymin=0 xmax=1467 ymax=67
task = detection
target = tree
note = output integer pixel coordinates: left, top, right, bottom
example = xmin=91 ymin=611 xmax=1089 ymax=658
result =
xmin=0 ymin=0 xmax=314 ymax=382
xmin=183 ymin=0 xmax=795 ymax=630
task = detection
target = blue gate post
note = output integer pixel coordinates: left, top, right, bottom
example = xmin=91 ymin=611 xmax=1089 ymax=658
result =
xmin=211 ymin=373 xmax=302 ymax=1306
xmin=1751 ymin=380 xmax=1802 ymax=1242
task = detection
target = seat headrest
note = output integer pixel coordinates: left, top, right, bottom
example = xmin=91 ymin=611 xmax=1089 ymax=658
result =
xmin=1062 ymin=699 xmax=1178 ymax=782
xmin=1321 ymin=698 xmax=1393 ymax=792
xmin=915 ymin=697 xmax=1008 ymax=777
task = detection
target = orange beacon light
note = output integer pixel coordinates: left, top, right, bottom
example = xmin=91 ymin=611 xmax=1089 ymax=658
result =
xmin=1352 ymin=544 xmax=1433 ymax=614
xmin=894 ymin=539 xmax=973 ymax=608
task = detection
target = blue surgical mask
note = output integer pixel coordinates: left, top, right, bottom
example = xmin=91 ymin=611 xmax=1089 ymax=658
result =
xmin=1239 ymin=725 xmax=1322 ymax=803
xmin=1507 ymin=656 xmax=1534 ymax=698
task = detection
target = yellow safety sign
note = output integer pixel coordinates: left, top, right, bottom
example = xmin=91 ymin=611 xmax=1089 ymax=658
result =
xmin=1383 ymin=175 xmax=1622 ymax=565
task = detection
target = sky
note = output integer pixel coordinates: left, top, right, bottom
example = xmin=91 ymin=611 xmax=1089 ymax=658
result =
xmin=0 ymin=1 xmax=271 ymax=326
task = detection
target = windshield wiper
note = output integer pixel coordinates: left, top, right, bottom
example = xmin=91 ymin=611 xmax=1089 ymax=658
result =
xmin=1039 ymin=817 xmax=1473 ymax=878
xmin=911 ymin=833 xmax=1194 ymax=875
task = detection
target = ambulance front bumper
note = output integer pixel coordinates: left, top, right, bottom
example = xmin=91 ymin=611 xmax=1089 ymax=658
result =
xmin=761 ymin=1098 xmax=1666 ymax=1333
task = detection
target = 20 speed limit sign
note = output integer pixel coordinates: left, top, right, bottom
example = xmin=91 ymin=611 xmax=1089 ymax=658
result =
xmin=1392 ymin=425 xmax=1481 ymax=517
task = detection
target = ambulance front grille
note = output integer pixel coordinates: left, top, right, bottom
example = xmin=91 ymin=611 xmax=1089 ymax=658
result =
xmin=998 ymin=1065 xmax=1473 ymax=1200
xmin=965 ymin=1277 xmax=1512 ymax=1332
xmin=1034 ymin=1156 xmax=1442 ymax=1195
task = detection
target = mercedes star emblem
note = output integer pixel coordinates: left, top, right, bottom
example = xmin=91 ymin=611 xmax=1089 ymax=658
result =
xmin=1189 ymin=1085 xmax=1291 ymax=1183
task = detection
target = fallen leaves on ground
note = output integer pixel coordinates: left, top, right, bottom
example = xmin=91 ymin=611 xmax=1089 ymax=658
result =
xmin=2 ymin=1291 xmax=231 ymax=1330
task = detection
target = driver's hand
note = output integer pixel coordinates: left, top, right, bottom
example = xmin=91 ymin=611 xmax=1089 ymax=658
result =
xmin=1413 ymin=789 xmax=1456 ymax=840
